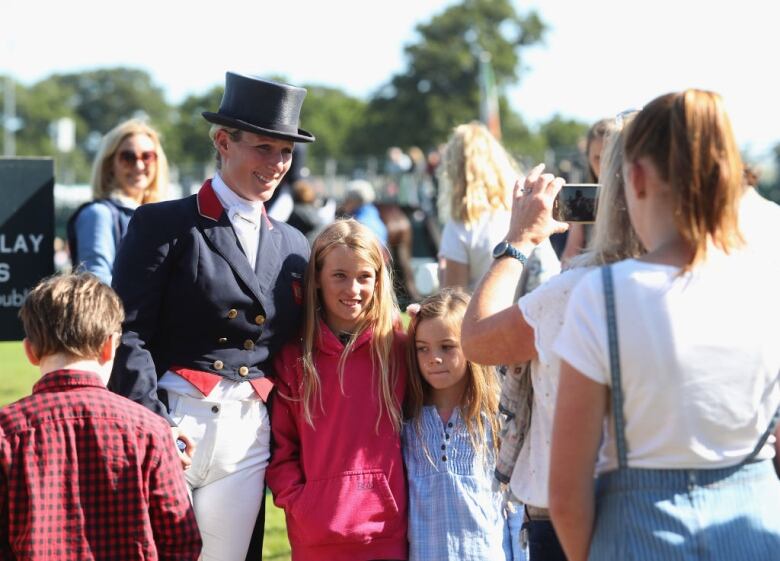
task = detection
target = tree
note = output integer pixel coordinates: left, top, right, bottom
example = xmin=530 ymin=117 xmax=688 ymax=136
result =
xmin=14 ymin=77 xmax=92 ymax=183
xmin=171 ymin=86 xmax=225 ymax=175
xmin=298 ymin=85 xmax=367 ymax=174
xmin=500 ymin=101 xmax=546 ymax=165
xmin=359 ymin=0 xmax=546 ymax=154
xmin=14 ymin=68 xmax=173 ymax=183
xmin=538 ymin=114 xmax=588 ymax=151
xmin=53 ymin=67 xmax=171 ymax=150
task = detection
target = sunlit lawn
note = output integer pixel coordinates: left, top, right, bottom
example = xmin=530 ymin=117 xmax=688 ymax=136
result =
xmin=0 ymin=341 xmax=292 ymax=560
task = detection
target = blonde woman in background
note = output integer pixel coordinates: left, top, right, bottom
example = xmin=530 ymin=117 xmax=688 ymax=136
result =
xmin=437 ymin=121 xmax=560 ymax=292
xmin=71 ymin=119 xmax=169 ymax=284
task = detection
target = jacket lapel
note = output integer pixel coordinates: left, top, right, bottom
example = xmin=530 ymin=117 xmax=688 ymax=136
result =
xmin=196 ymin=180 xmax=265 ymax=305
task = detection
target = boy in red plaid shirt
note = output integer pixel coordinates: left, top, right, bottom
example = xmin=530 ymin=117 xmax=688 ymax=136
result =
xmin=0 ymin=273 xmax=201 ymax=560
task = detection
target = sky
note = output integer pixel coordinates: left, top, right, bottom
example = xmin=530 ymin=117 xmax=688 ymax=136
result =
xmin=4 ymin=0 xmax=780 ymax=163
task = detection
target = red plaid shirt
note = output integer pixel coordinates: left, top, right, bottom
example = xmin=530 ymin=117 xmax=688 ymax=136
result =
xmin=0 ymin=369 xmax=201 ymax=560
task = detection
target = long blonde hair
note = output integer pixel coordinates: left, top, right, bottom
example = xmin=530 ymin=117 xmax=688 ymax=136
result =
xmin=300 ymin=219 xmax=402 ymax=431
xmin=570 ymin=113 xmax=645 ymax=268
xmin=441 ymin=121 xmax=520 ymax=227
xmin=405 ymin=287 xmax=500 ymax=458
xmin=90 ymin=119 xmax=169 ymax=204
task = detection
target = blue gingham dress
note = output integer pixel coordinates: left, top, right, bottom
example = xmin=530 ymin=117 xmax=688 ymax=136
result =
xmin=402 ymin=406 xmax=507 ymax=561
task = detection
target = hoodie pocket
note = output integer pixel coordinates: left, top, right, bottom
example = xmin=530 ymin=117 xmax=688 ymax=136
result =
xmin=292 ymin=468 xmax=400 ymax=546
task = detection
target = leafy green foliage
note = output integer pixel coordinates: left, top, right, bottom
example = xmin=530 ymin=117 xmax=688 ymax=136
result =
xmin=539 ymin=114 xmax=589 ymax=152
xmin=358 ymin=0 xmax=547 ymax=153
xmin=5 ymin=0 xmax=591 ymax=183
xmin=167 ymin=85 xmax=226 ymax=186
xmin=298 ymin=85 xmax=367 ymax=174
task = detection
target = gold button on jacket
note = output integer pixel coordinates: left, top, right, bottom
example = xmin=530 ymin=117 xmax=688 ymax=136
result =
xmin=254 ymin=314 xmax=265 ymax=325
xmin=243 ymin=340 xmax=255 ymax=350
xmin=238 ymin=366 xmax=249 ymax=377
xmin=227 ymin=309 xmax=238 ymax=319
xmin=213 ymin=360 xmax=224 ymax=370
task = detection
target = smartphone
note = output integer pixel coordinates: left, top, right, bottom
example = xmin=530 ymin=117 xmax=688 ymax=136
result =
xmin=553 ymin=183 xmax=600 ymax=223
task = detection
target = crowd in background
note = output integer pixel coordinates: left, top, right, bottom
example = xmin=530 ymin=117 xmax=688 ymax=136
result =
xmin=3 ymin=76 xmax=779 ymax=561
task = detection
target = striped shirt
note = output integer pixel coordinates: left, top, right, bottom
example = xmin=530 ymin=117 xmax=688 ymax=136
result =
xmin=402 ymin=406 xmax=507 ymax=561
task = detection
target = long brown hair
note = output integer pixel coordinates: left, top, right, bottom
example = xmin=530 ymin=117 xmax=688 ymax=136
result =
xmin=623 ymin=89 xmax=744 ymax=268
xmin=299 ymin=219 xmax=402 ymax=431
xmin=405 ymin=287 xmax=500 ymax=459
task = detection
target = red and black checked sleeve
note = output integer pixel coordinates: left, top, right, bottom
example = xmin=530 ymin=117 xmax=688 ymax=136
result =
xmin=147 ymin=426 xmax=202 ymax=560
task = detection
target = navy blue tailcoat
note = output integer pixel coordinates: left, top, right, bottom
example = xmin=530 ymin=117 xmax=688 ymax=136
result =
xmin=108 ymin=180 xmax=309 ymax=419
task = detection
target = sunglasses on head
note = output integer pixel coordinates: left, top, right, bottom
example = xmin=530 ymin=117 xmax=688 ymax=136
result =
xmin=117 ymin=150 xmax=157 ymax=166
xmin=615 ymin=108 xmax=642 ymax=128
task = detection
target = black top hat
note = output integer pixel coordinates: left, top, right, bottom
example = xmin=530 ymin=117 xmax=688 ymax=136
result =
xmin=202 ymin=72 xmax=315 ymax=143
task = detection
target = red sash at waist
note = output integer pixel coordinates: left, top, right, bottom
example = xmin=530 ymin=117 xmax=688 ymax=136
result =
xmin=170 ymin=366 xmax=274 ymax=402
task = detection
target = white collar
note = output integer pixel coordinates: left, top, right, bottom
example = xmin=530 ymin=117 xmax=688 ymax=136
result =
xmin=108 ymin=192 xmax=141 ymax=210
xmin=212 ymin=173 xmax=265 ymax=223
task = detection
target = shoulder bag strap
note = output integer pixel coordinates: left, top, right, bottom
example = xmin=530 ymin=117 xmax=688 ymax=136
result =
xmin=602 ymin=265 xmax=629 ymax=469
xmin=741 ymin=381 xmax=780 ymax=465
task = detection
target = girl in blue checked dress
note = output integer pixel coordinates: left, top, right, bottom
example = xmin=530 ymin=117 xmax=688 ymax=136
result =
xmin=403 ymin=288 xmax=522 ymax=561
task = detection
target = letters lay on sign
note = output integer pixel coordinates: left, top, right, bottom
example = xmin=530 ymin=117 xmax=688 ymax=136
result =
xmin=0 ymin=158 xmax=54 ymax=341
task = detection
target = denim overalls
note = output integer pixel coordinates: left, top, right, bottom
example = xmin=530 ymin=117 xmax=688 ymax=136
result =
xmin=588 ymin=265 xmax=780 ymax=560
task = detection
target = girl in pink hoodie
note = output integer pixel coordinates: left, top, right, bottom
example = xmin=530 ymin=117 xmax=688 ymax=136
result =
xmin=267 ymin=219 xmax=408 ymax=561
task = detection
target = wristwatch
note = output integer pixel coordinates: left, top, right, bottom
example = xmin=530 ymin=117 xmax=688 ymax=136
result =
xmin=492 ymin=241 xmax=528 ymax=265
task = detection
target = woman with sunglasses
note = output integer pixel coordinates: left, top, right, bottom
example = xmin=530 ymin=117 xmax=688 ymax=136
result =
xmin=71 ymin=118 xmax=169 ymax=284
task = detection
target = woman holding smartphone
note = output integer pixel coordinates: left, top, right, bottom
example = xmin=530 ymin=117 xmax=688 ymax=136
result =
xmin=462 ymin=115 xmax=643 ymax=561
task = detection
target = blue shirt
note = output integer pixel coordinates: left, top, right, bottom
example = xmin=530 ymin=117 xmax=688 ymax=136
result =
xmin=74 ymin=197 xmax=135 ymax=284
xmin=402 ymin=406 xmax=508 ymax=561
xmin=353 ymin=203 xmax=388 ymax=245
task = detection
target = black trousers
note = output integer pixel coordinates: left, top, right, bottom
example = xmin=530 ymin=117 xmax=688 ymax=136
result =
xmin=522 ymin=518 xmax=568 ymax=561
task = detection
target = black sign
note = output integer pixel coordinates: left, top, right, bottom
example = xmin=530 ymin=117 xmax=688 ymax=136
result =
xmin=0 ymin=158 xmax=54 ymax=341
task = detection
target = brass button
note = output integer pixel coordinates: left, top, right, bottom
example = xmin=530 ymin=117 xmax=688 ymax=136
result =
xmin=227 ymin=309 xmax=238 ymax=319
xmin=243 ymin=339 xmax=255 ymax=350
xmin=238 ymin=366 xmax=249 ymax=377
xmin=213 ymin=360 xmax=224 ymax=370
xmin=254 ymin=314 xmax=265 ymax=325
xmin=218 ymin=337 xmax=227 ymax=344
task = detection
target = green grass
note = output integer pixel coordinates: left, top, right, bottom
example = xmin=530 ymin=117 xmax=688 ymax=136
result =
xmin=0 ymin=342 xmax=38 ymax=406
xmin=263 ymin=497 xmax=292 ymax=560
xmin=0 ymin=341 xmax=291 ymax=560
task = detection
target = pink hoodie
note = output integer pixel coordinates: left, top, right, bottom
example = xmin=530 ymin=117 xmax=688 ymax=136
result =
xmin=267 ymin=321 xmax=408 ymax=561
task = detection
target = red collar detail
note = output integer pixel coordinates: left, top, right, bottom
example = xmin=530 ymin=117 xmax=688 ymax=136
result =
xmin=197 ymin=178 xmax=274 ymax=230
xmin=197 ymin=179 xmax=224 ymax=221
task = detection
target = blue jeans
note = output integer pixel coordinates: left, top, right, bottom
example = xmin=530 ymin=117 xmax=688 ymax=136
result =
xmin=503 ymin=502 xmax=527 ymax=560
